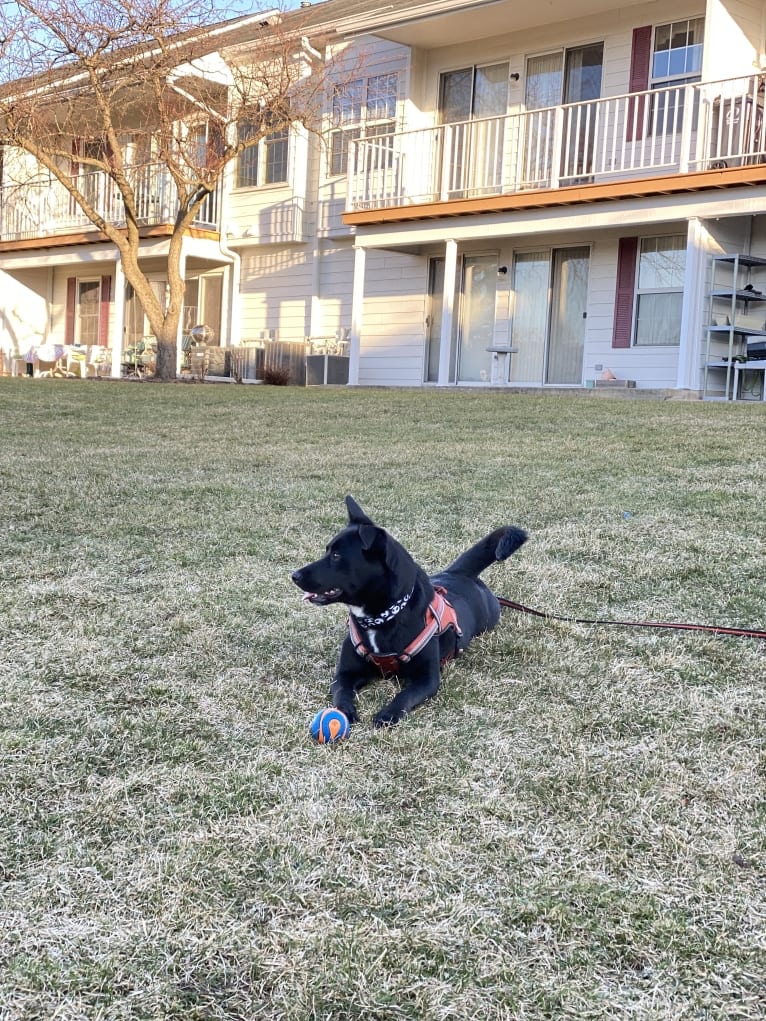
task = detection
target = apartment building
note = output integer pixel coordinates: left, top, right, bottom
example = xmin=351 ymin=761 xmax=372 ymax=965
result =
xmin=2 ymin=0 xmax=766 ymax=397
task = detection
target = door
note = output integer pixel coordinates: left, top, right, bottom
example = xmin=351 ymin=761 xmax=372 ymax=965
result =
xmin=510 ymin=246 xmax=590 ymax=385
xmin=547 ymin=247 xmax=590 ymax=383
xmin=439 ymin=63 xmax=509 ymax=196
xmin=562 ymin=45 xmax=604 ymax=182
xmin=457 ymin=254 xmax=498 ymax=382
xmin=523 ymin=44 xmax=603 ymax=186
xmin=76 ymin=280 xmax=101 ymax=345
xmin=425 ymin=254 xmax=498 ymax=383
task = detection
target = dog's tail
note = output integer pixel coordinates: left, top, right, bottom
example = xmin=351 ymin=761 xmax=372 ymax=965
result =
xmin=445 ymin=526 xmax=527 ymax=578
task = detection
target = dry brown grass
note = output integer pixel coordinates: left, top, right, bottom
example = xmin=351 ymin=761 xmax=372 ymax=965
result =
xmin=0 ymin=379 xmax=763 ymax=1020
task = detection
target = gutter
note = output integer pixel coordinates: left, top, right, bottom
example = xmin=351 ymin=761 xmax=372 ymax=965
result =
xmin=217 ymin=163 xmax=242 ymax=351
xmin=331 ymin=0 xmax=506 ymax=38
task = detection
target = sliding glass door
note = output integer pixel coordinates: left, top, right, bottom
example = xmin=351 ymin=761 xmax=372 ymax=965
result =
xmin=439 ymin=63 xmax=509 ymax=196
xmin=524 ymin=44 xmax=603 ymax=186
xmin=426 ymin=253 xmax=498 ymax=383
xmin=510 ymin=246 xmax=590 ymax=385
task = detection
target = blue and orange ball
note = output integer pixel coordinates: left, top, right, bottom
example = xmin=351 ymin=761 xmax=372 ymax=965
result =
xmin=309 ymin=707 xmax=350 ymax=744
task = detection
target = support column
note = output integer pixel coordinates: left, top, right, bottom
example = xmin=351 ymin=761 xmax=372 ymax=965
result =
xmin=309 ymin=236 xmax=323 ymax=338
xmin=438 ymin=239 xmax=458 ymax=386
xmin=110 ymin=260 xmax=125 ymax=379
xmin=175 ymin=248 xmax=187 ymax=377
xmin=348 ymin=245 xmax=366 ymax=386
xmin=677 ymin=217 xmax=706 ymax=392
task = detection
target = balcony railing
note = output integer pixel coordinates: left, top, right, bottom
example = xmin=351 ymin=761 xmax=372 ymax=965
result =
xmin=0 ymin=162 xmax=220 ymax=242
xmin=347 ymin=73 xmax=766 ymax=212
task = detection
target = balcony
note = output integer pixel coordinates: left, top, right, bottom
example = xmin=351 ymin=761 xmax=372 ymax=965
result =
xmin=0 ymin=162 xmax=221 ymax=245
xmin=345 ymin=74 xmax=766 ymax=221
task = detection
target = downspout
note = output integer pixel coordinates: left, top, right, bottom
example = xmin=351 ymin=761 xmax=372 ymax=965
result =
xmin=46 ymin=266 xmax=54 ymax=343
xmin=301 ymin=37 xmax=326 ymax=339
xmin=217 ymin=157 xmax=242 ymax=350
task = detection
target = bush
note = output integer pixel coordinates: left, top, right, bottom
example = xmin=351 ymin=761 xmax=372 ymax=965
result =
xmin=262 ymin=365 xmax=291 ymax=386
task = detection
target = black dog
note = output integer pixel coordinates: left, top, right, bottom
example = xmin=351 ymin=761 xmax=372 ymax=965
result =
xmin=292 ymin=496 xmax=527 ymax=728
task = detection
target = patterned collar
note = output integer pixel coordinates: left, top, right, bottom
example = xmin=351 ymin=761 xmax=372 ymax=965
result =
xmin=351 ymin=589 xmax=414 ymax=630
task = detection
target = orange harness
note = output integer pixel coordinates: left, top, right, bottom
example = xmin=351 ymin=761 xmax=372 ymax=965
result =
xmin=347 ymin=586 xmax=462 ymax=675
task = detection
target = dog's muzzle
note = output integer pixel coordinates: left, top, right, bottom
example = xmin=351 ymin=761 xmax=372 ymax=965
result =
xmin=291 ymin=569 xmax=344 ymax=605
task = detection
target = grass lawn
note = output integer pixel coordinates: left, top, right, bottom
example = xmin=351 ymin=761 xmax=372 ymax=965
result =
xmin=0 ymin=378 xmax=764 ymax=1020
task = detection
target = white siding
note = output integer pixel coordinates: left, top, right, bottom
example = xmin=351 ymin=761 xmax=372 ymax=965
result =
xmin=316 ymin=243 xmax=354 ymax=336
xmin=704 ymin=0 xmax=762 ymax=80
xmin=358 ymin=251 xmax=428 ymax=387
xmin=0 ymin=268 xmax=49 ymax=356
xmin=237 ymin=244 xmax=314 ymax=343
xmin=226 ymin=123 xmax=312 ymax=245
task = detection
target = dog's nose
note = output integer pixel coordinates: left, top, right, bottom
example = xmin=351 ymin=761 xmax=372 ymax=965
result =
xmin=291 ymin=569 xmax=303 ymax=585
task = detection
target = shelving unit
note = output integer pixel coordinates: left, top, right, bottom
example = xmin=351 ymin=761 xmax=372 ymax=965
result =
xmin=704 ymin=253 xmax=766 ymax=400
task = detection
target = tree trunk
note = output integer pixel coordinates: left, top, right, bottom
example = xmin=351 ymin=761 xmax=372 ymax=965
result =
xmin=154 ymin=333 xmax=178 ymax=380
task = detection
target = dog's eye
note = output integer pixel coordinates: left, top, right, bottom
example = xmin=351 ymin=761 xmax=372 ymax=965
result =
xmin=330 ymin=551 xmax=342 ymax=562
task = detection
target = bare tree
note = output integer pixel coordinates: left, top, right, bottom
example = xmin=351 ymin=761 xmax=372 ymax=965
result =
xmin=0 ymin=0 xmax=334 ymax=379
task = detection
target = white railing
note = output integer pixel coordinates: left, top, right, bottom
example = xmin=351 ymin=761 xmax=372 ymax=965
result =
xmin=0 ymin=162 xmax=221 ymax=242
xmin=347 ymin=73 xmax=766 ymax=211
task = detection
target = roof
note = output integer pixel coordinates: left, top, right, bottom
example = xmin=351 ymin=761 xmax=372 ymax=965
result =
xmin=282 ymin=0 xmax=501 ymax=39
xmin=0 ymin=0 xmax=498 ymax=105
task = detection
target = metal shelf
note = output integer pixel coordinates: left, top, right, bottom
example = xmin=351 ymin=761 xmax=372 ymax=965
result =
xmin=704 ymin=253 xmax=766 ymax=400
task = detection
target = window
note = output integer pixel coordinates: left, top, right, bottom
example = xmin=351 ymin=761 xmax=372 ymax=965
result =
xmin=187 ymin=122 xmax=225 ymax=169
xmin=77 ymin=280 xmax=101 ymax=345
xmin=330 ymin=72 xmax=398 ymax=176
xmin=650 ymin=18 xmax=704 ymax=131
xmin=237 ymin=121 xmax=260 ymax=188
xmin=236 ymin=114 xmax=289 ymax=188
xmin=634 ymin=236 xmax=686 ymax=346
xmin=651 ymin=19 xmax=704 ymax=87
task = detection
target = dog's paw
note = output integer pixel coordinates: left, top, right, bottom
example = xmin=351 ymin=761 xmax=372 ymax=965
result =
xmin=373 ymin=705 xmax=405 ymax=729
xmin=334 ymin=701 xmax=359 ymax=725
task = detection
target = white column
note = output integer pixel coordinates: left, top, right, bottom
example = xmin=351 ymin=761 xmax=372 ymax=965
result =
xmin=110 ymin=260 xmax=125 ymax=379
xmin=438 ymin=239 xmax=458 ymax=386
xmin=309 ymin=236 xmax=323 ymax=338
xmin=348 ymin=245 xmax=366 ymax=386
xmin=175 ymin=248 xmax=187 ymax=377
xmin=677 ymin=217 xmax=706 ymax=392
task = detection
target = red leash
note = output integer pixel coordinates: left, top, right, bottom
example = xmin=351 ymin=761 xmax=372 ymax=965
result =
xmin=497 ymin=596 xmax=766 ymax=641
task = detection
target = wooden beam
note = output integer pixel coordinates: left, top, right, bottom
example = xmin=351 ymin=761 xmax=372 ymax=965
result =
xmin=342 ymin=164 xmax=766 ymax=227
xmin=0 ymin=224 xmax=218 ymax=254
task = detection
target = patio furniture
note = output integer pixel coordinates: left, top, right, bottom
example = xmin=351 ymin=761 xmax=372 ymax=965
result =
xmin=34 ymin=344 xmax=74 ymax=377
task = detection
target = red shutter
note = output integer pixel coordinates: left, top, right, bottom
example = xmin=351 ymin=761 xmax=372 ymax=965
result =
xmin=65 ymin=277 xmax=77 ymax=344
xmin=627 ymin=26 xmax=652 ymax=142
xmin=612 ymin=237 xmax=638 ymax=349
xmin=99 ymin=275 xmax=112 ymax=345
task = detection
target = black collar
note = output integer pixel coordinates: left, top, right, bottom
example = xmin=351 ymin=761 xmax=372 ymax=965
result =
xmin=351 ymin=588 xmax=414 ymax=629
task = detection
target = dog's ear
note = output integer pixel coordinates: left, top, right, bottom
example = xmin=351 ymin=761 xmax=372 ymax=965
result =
xmin=360 ymin=527 xmax=409 ymax=576
xmin=346 ymin=496 xmax=381 ymax=551
xmin=346 ymin=495 xmax=375 ymax=527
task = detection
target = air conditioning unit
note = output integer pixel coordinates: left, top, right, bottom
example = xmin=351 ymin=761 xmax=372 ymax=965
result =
xmin=709 ymin=94 xmax=765 ymax=168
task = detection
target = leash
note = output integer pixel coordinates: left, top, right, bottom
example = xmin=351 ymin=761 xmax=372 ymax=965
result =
xmin=497 ymin=596 xmax=766 ymax=641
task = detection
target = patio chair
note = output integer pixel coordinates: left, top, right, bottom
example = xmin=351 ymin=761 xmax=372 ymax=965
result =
xmin=65 ymin=345 xmax=89 ymax=377
xmin=88 ymin=346 xmax=111 ymax=377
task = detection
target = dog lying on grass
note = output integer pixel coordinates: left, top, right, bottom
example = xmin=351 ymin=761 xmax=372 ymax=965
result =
xmin=292 ymin=496 xmax=527 ymax=728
